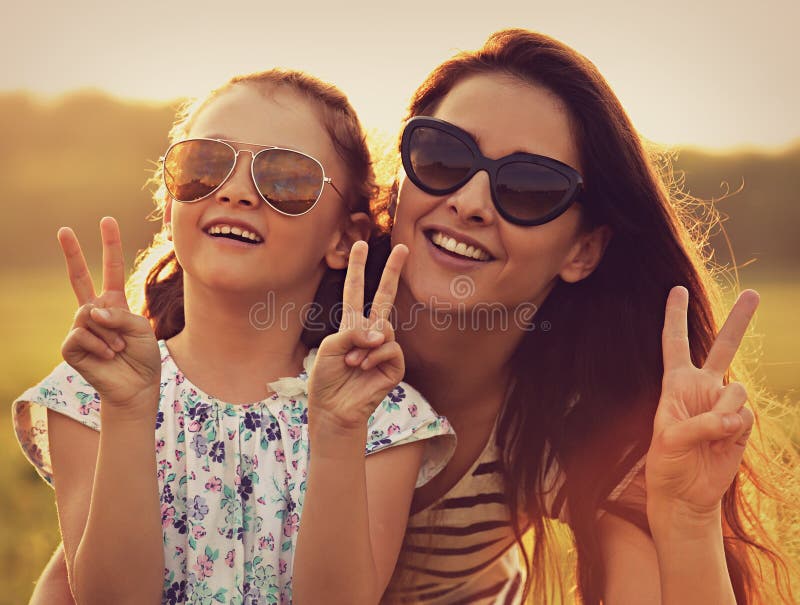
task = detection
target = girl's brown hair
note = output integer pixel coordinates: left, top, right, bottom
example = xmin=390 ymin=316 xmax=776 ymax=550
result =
xmin=376 ymin=29 xmax=798 ymax=604
xmin=127 ymin=69 xmax=379 ymax=347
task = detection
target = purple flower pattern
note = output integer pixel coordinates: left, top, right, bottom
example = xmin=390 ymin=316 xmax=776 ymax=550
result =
xmin=12 ymin=340 xmax=456 ymax=604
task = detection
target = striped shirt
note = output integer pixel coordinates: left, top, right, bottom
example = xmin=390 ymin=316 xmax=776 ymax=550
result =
xmin=382 ymin=429 xmax=645 ymax=604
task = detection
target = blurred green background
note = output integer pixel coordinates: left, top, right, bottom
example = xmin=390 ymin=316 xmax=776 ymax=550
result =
xmin=0 ymin=91 xmax=798 ymax=603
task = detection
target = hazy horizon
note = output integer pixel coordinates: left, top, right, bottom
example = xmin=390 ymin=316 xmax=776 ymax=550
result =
xmin=3 ymin=86 xmax=799 ymax=155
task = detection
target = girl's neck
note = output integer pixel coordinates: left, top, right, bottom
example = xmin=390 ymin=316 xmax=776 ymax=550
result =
xmin=394 ymin=284 xmax=524 ymax=422
xmin=165 ymin=277 xmax=312 ymax=404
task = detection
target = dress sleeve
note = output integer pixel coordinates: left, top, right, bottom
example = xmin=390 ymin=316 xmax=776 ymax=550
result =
xmin=365 ymin=382 xmax=457 ymax=488
xmin=11 ymin=362 xmax=101 ymax=486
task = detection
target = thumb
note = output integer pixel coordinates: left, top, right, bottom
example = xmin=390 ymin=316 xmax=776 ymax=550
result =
xmin=659 ymin=410 xmax=743 ymax=453
xmin=90 ymin=307 xmax=152 ymax=337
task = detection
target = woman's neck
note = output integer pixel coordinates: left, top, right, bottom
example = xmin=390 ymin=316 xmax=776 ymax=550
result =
xmin=394 ymin=284 xmax=524 ymax=421
xmin=165 ymin=276 xmax=312 ymax=404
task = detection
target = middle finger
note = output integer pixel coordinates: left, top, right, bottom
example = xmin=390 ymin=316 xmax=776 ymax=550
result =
xmin=368 ymin=244 xmax=408 ymax=324
xmin=703 ymin=290 xmax=759 ymax=377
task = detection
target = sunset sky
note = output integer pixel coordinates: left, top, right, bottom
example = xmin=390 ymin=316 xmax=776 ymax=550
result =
xmin=2 ymin=0 xmax=798 ymax=149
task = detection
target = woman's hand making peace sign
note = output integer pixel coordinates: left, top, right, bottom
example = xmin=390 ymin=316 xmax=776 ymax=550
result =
xmin=307 ymin=241 xmax=409 ymax=431
xmin=646 ymin=285 xmax=759 ymax=518
xmin=58 ymin=217 xmax=161 ymax=413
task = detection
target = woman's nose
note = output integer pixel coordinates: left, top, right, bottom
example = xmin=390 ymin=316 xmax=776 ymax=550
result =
xmin=214 ymin=150 xmax=260 ymax=208
xmin=445 ymin=170 xmax=496 ymax=226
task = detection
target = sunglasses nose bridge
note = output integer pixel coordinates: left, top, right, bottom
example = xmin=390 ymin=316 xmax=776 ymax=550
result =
xmin=215 ymin=148 xmax=261 ymax=208
xmin=445 ymin=168 xmax=496 ymax=225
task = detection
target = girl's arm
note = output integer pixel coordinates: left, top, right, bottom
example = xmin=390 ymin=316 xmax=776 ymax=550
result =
xmin=30 ymin=544 xmax=75 ymax=605
xmin=49 ymin=218 xmax=163 ymax=605
xmin=296 ymin=422 xmax=425 ymax=604
xmin=294 ymin=242 xmax=427 ymax=604
xmin=50 ymin=392 xmax=162 ymax=605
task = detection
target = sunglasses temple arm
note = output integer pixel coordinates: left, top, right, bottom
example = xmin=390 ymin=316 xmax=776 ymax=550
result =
xmin=326 ymin=179 xmax=347 ymax=204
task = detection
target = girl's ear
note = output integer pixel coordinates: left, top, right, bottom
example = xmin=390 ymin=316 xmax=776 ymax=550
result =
xmin=559 ymin=225 xmax=612 ymax=283
xmin=163 ymin=199 xmax=173 ymax=241
xmin=325 ymin=212 xmax=373 ymax=270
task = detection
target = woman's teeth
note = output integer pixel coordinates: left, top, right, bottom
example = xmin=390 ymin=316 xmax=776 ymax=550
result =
xmin=430 ymin=231 xmax=490 ymax=261
xmin=206 ymin=224 xmax=263 ymax=243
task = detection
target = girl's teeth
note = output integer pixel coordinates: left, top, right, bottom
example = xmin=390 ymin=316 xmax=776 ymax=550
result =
xmin=206 ymin=224 xmax=262 ymax=243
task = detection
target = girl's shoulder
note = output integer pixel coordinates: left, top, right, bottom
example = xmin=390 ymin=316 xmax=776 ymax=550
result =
xmin=11 ymin=342 xmax=177 ymax=484
xmin=364 ymin=380 xmax=456 ymax=488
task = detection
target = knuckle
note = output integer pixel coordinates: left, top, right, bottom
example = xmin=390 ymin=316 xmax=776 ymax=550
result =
xmin=728 ymin=382 xmax=748 ymax=401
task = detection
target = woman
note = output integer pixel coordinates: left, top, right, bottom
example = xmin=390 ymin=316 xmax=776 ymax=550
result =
xmin=367 ymin=29 xmax=797 ymax=604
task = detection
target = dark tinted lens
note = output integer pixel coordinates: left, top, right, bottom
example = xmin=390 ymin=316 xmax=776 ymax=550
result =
xmin=495 ymin=162 xmax=571 ymax=222
xmin=409 ymin=126 xmax=474 ymax=191
xmin=253 ymin=149 xmax=324 ymax=215
xmin=163 ymin=140 xmax=235 ymax=202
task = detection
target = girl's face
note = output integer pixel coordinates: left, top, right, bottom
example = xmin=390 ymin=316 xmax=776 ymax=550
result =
xmin=391 ymin=73 xmax=606 ymax=311
xmin=166 ymin=84 xmax=357 ymax=297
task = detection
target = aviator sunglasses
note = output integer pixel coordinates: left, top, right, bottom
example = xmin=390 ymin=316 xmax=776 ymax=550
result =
xmin=401 ymin=116 xmax=584 ymax=226
xmin=161 ymin=138 xmax=343 ymax=216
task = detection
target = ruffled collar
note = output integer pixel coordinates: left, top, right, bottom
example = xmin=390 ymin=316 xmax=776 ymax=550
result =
xmin=267 ymin=348 xmax=317 ymax=398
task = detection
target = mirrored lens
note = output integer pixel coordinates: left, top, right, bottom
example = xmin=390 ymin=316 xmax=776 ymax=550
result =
xmin=409 ymin=126 xmax=474 ymax=191
xmin=496 ymin=162 xmax=571 ymax=222
xmin=164 ymin=140 xmax=235 ymax=202
xmin=253 ymin=149 xmax=324 ymax=215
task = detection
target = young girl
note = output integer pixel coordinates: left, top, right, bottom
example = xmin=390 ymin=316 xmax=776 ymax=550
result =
xmin=361 ymin=29 xmax=796 ymax=604
xmin=13 ymin=70 xmax=454 ymax=605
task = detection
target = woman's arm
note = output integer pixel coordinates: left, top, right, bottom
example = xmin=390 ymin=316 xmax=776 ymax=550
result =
xmin=597 ymin=511 xmax=661 ymax=604
xmin=597 ymin=487 xmax=735 ymax=605
xmin=599 ymin=287 xmax=758 ymax=604
xmin=293 ymin=422 xmax=425 ymax=604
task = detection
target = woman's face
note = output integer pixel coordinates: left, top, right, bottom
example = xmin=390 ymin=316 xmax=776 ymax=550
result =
xmin=391 ymin=73 xmax=597 ymax=312
xmin=166 ymin=84 xmax=352 ymax=297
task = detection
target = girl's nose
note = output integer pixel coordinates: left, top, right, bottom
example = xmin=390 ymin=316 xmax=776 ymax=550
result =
xmin=215 ymin=150 xmax=260 ymax=208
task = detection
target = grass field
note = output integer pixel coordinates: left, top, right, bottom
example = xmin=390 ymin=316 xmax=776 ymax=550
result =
xmin=0 ymin=269 xmax=797 ymax=604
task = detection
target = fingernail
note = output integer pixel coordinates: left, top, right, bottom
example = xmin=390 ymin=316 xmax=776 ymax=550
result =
xmin=113 ymin=337 xmax=125 ymax=351
xmin=722 ymin=414 xmax=741 ymax=432
xmin=94 ymin=308 xmax=111 ymax=320
xmin=367 ymin=331 xmax=382 ymax=342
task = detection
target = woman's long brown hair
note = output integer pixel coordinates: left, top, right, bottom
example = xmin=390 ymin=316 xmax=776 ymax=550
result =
xmin=375 ymin=29 xmax=798 ymax=604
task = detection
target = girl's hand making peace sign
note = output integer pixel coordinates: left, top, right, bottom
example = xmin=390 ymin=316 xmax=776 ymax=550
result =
xmin=307 ymin=241 xmax=409 ymax=431
xmin=646 ymin=286 xmax=759 ymax=518
xmin=58 ymin=217 xmax=161 ymax=413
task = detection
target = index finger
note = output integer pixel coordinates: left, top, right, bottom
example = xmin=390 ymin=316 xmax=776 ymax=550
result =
xmin=57 ymin=227 xmax=96 ymax=305
xmin=368 ymin=244 xmax=408 ymax=324
xmin=340 ymin=241 xmax=368 ymax=331
xmin=661 ymin=285 xmax=692 ymax=372
xmin=703 ymin=289 xmax=759 ymax=377
xmin=100 ymin=217 xmax=126 ymax=294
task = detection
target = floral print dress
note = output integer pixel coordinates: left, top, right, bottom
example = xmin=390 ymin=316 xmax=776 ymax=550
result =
xmin=13 ymin=340 xmax=456 ymax=605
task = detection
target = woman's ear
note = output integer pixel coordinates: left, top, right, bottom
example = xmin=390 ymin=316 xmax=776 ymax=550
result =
xmin=559 ymin=225 xmax=612 ymax=283
xmin=325 ymin=212 xmax=373 ymax=270
xmin=163 ymin=199 xmax=173 ymax=241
